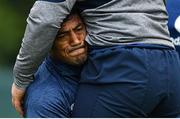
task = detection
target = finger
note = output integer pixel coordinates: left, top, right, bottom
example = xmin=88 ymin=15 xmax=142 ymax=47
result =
xmin=12 ymin=97 xmax=24 ymax=117
xmin=14 ymin=101 xmax=24 ymax=117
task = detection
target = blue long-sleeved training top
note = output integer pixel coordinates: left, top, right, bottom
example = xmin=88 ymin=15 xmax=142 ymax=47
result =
xmin=24 ymin=55 xmax=81 ymax=117
xmin=13 ymin=0 xmax=174 ymax=89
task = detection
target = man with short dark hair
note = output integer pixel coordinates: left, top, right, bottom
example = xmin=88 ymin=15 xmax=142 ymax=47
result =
xmin=24 ymin=11 xmax=87 ymax=117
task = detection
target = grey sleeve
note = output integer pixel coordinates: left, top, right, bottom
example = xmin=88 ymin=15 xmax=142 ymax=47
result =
xmin=13 ymin=0 xmax=76 ymax=89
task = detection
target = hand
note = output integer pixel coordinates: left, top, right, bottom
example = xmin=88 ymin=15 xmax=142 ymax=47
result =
xmin=11 ymin=83 xmax=25 ymax=117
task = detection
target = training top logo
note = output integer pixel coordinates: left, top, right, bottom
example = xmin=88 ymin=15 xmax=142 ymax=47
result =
xmin=171 ymin=16 xmax=180 ymax=46
xmin=175 ymin=16 xmax=180 ymax=33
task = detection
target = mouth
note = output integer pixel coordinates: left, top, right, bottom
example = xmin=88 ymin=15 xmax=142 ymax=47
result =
xmin=68 ymin=48 xmax=86 ymax=57
xmin=67 ymin=43 xmax=86 ymax=57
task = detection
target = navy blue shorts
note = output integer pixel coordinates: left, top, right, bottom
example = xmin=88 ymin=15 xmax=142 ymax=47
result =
xmin=72 ymin=45 xmax=180 ymax=117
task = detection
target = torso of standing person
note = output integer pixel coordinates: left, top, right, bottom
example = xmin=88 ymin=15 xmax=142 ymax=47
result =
xmin=76 ymin=0 xmax=173 ymax=47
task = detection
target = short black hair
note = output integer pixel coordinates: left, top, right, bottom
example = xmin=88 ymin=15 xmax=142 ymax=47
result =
xmin=62 ymin=6 xmax=81 ymax=23
xmin=51 ymin=6 xmax=82 ymax=51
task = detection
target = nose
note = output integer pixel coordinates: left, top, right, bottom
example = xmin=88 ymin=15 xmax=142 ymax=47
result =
xmin=69 ymin=30 xmax=81 ymax=46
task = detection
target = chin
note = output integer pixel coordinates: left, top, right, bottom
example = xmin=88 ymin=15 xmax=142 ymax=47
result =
xmin=70 ymin=55 xmax=87 ymax=66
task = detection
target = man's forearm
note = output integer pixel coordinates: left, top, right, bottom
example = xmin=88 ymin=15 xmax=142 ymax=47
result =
xmin=13 ymin=0 xmax=76 ymax=89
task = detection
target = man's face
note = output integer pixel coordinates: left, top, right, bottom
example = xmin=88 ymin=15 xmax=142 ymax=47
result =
xmin=52 ymin=14 xmax=87 ymax=65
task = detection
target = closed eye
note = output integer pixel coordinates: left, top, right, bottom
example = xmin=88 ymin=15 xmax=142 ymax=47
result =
xmin=74 ymin=24 xmax=84 ymax=32
xmin=57 ymin=32 xmax=68 ymax=38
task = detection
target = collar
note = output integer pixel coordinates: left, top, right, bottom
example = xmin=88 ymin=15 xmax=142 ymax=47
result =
xmin=45 ymin=55 xmax=83 ymax=82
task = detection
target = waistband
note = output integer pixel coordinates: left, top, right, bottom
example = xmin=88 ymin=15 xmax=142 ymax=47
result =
xmin=88 ymin=44 xmax=175 ymax=51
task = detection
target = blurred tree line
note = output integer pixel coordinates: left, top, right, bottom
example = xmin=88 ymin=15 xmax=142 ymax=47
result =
xmin=0 ymin=0 xmax=35 ymax=67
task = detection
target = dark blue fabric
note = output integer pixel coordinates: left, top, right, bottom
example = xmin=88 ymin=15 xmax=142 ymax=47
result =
xmin=166 ymin=0 xmax=180 ymax=55
xmin=72 ymin=45 xmax=180 ymax=117
xmin=24 ymin=56 xmax=81 ymax=117
xmin=38 ymin=0 xmax=65 ymax=3
xmin=80 ymin=44 xmax=175 ymax=84
xmin=76 ymin=0 xmax=113 ymax=12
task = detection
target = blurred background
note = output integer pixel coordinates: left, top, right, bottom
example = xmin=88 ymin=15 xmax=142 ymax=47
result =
xmin=0 ymin=0 xmax=34 ymax=117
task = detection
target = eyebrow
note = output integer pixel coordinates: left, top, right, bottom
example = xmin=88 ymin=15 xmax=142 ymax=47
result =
xmin=58 ymin=23 xmax=83 ymax=35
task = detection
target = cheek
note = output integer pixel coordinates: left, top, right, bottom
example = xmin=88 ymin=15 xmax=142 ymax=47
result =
xmin=79 ymin=33 xmax=86 ymax=41
xmin=55 ymin=43 xmax=68 ymax=55
xmin=56 ymin=41 xmax=69 ymax=49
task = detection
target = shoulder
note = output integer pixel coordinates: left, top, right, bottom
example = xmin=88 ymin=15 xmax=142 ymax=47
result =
xmin=24 ymin=79 xmax=71 ymax=117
